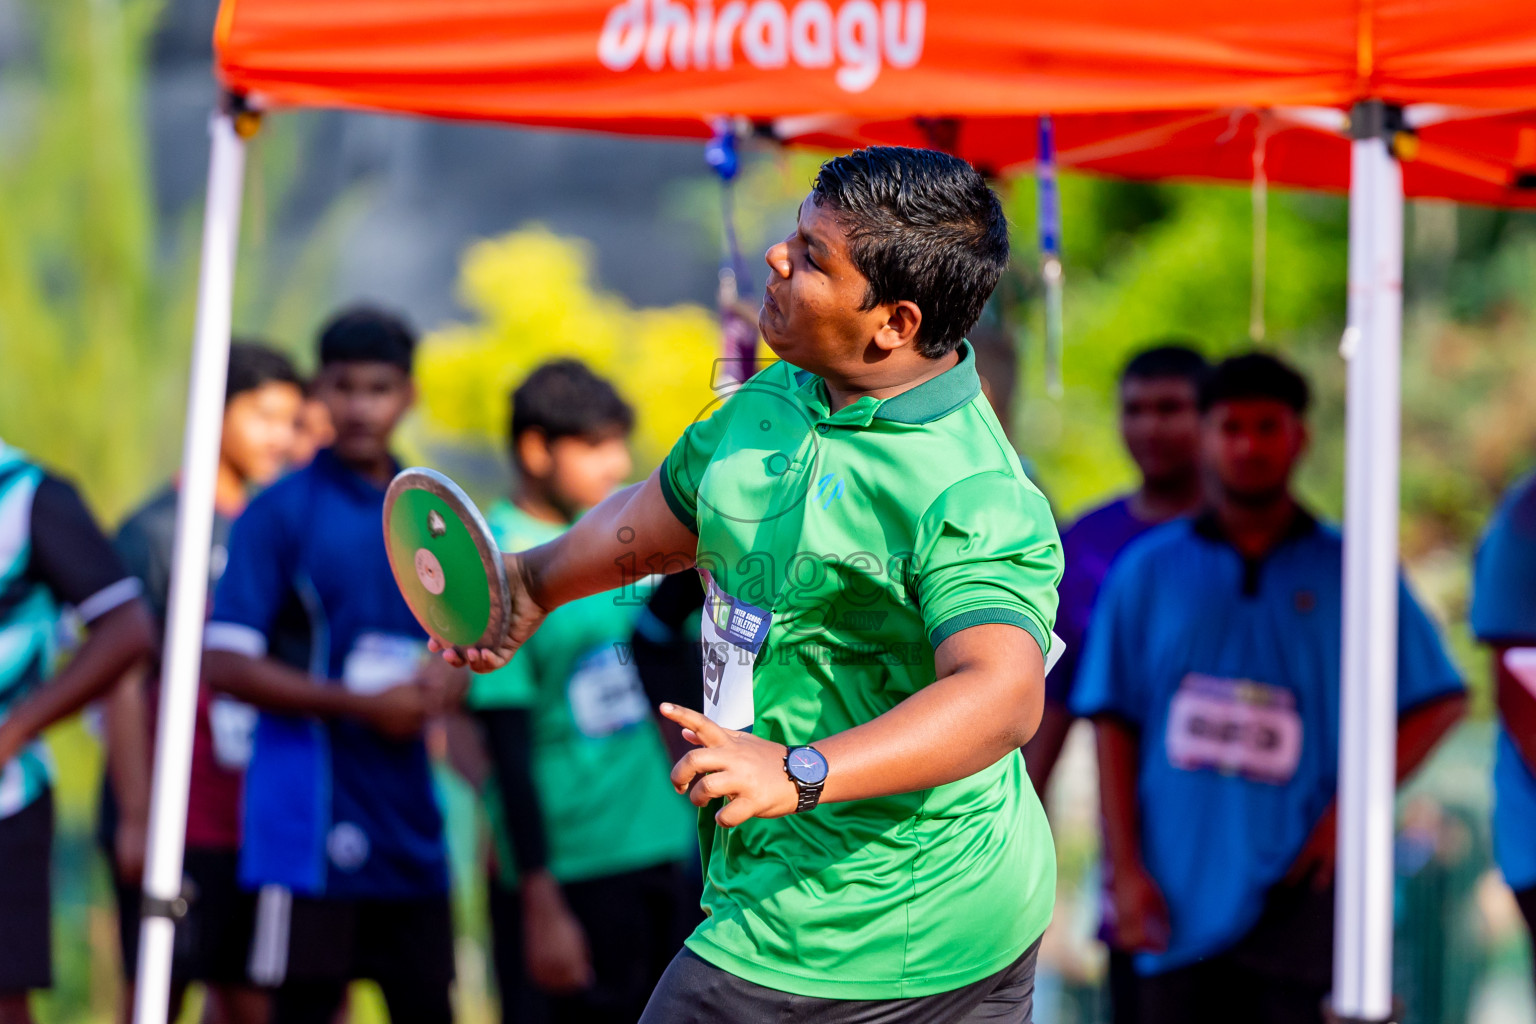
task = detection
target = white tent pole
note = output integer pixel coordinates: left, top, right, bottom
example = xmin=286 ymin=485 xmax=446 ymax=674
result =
xmin=1333 ymin=99 xmax=1404 ymax=1024
xmin=132 ymin=103 xmax=250 ymax=1024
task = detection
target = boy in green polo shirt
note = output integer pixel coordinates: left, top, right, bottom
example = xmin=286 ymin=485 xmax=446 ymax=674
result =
xmin=439 ymin=146 xmax=1063 ymax=1023
xmin=469 ymin=360 xmax=696 ymax=1024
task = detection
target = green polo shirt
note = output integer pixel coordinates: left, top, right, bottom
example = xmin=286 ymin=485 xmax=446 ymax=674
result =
xmin=659 ymin=342 xmax=1062 ymax=999
xmin=469 ymin=502 xmax=694 ymax=885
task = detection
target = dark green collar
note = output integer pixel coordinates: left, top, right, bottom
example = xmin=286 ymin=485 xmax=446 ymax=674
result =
xmin=874 ymin=341 xmax=980 ymax=423
xmin=793 ymin=341 xmax=981 ymax=428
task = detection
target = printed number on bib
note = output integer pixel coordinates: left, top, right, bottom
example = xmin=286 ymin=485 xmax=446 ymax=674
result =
xmin=568 ymin=645 xmax=650 ymax=738
xmin=342 ymin=632 xmax=426 ymax=696
xmin=700 ymin=573 xmax=770 ymax=731
xmin=1165 ymin=673 xmax=1302 ymax=785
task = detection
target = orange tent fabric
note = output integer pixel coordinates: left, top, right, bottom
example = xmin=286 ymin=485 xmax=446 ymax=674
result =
xmin=215 ymin=0 xmax=1536 ymax=204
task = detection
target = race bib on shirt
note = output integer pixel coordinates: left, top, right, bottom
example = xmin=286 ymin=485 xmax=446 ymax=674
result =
xmin=208 ymin=696 xmax=258 ymax=770
xmin=568 ymin=644 xmax=650 ymax=738
xmin=0 ymin=759 xmax=23 ymax=818
xmin=700 ymin=573 xmax=770 ymax=731
xmin=1165 ymin=673 xmax=1303 ymax=785
xmin=1504 ymin=648 xmax=1536 ymax=698
xmin=341 ymin=632 xmax=425 ymax=696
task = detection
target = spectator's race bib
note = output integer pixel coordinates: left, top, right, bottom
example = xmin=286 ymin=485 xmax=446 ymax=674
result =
xmin=568 ymin=644 xmax=650 ymax=738
xmin=0 ymin=758 xmax=24 ymax=818
xmin=699 ymin=573 xmax=770 ymax=731
xmin=209 ymin=696 xmax=258 ymax=770
xmin=341 ymin=632 xmax=425 ymax=695
xmin=1504 ymin=648 xmax=1536 ymax=696
xmin=1165 ymin=673 xmax=1303 ymax=784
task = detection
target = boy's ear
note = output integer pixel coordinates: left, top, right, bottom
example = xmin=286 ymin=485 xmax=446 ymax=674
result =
xmin=515 ymin=428 xmax=553 ymax=478
xmin=872 ymin=300 xmax=923 ymax=354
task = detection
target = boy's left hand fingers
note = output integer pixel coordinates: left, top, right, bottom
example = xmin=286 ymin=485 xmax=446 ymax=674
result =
xmin=687 ymin=770 xmax=740 ymax=806
xmin=670 ymin=748 xmax=730 ymax=792
xmin=659 ymin=703 xmax=730 ymax=747
xmin=716 ymin=795 xmax=765 ymax=829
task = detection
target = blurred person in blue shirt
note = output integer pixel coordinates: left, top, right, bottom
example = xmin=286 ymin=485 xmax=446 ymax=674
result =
xmin=1025 ymin=342 xmax=1208 ymax=1024
xmin=203 ymin=307 xmax=466 ymax=1024
xmin=1470 ymin=470 xmax=1536 ymax=988
xmin=1072 ymin=354 xmax=1466 ymax=1024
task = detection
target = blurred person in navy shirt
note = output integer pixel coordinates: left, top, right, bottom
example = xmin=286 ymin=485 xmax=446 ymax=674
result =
xmin=1072 ymin=354 xmax=1465 ymax=1024
xmin=203 ymin=307 xmax=465 ymax=1024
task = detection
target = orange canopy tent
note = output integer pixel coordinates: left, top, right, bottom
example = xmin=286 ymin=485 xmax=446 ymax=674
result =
xmin=131 ymin=6 xmax=1536 ymax=1024
xmin=213 ymin=0 xmax=1536 ymax=204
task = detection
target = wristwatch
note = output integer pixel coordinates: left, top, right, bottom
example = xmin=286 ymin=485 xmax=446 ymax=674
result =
xmin=783 ymin=745 xmax=829 ymax=814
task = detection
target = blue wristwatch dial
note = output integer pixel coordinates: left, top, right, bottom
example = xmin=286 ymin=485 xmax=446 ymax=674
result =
xmin=785 ymin=746 xmax=829 ymax=785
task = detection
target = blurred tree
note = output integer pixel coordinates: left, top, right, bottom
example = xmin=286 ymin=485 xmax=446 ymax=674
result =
xmin=0 ymin=0 xmax=362 ymax=524
xmin=413 ymin=227 xmax=725 ymax=495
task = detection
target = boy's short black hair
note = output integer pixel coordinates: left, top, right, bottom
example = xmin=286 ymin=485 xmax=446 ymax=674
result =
xmin=317 ymin=305 xmax=417 ymax=373
xmin=227 ymin=340 xmax=302 ymax=406
xmin=811 ymin=146 xmax=1010 ymax=359
xmin=1121 ymin=341 xmax=1210 ymax=388
xmin=1199 ymin=353 xmax=1311 ymax=414
xmin=509 ymin=360 xmax=635 ymax=455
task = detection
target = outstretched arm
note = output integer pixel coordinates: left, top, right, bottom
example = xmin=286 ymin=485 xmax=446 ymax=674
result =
xmin=663 ymin=622 xmax=1044 ymax=827
xmin=441 ymin=468 xmax=697 ymax=671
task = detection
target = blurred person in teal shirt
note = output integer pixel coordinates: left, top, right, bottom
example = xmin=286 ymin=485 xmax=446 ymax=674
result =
xmin=464 ymin=360 xmax=696 ymax=1024
xmin=0 ymin=440 xmax=154 ymax=1024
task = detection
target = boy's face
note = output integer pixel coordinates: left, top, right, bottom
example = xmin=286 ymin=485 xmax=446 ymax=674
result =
xmin=519 ymin=430 xmax=633 ymax=518
xmin=1120 ymin=375 xmax=1202 ymax=488
xmin=288 ymin=396 xmax=335 ymax=468
xmin=1203 ymin=398 xmax=1308 ymax=507
xmin=314 ymin=361 xmax=414 ymax=465
xmin=761 ymin=197 xmax=905 ymax=376
xmin=221 ymin=381 xmax=304 ymax=487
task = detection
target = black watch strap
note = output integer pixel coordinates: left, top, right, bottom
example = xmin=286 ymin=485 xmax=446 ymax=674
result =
xmin=793 ymin=780 xmax=824 ymax=814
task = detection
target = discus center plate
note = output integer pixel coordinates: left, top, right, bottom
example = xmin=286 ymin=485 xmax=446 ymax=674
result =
xmin=414 ymin=548 xmax=447 ymax=595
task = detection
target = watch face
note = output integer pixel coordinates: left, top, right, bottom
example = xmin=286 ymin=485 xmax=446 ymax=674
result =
xmin=787 ymin=746 xmax=829 ymax=785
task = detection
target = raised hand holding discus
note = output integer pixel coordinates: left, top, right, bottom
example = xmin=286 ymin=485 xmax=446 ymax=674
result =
xmin=426 ymin=550 xmax=547 ymax=673
xmin=385 ymin=467 xmax=571 ymax=673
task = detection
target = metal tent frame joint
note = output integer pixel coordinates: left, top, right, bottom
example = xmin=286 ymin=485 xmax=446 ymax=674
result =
xmin=1349 ymin=100 xmax=1405 ymax=141
xmin=139 ymin=887 xmax=191 ymax=923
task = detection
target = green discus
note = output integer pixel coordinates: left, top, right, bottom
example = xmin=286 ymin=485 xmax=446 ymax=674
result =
xmin=383 ymin=468 xmax=510 ymax=653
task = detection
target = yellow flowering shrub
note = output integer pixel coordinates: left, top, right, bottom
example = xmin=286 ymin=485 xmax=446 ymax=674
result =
xmin=415 ymin=227 xmax=729 ymax=474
